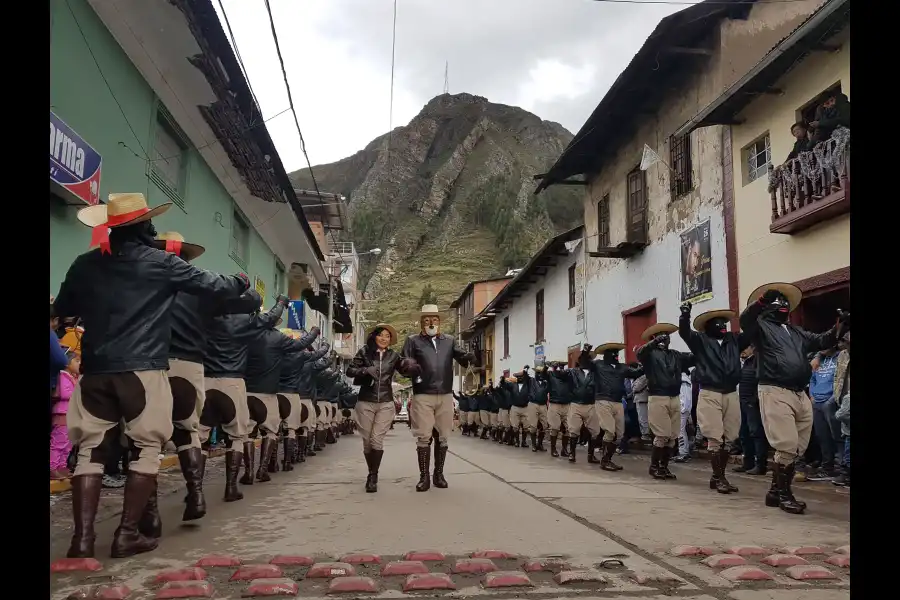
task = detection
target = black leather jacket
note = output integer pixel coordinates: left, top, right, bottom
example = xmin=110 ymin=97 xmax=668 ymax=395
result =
xmin=678 ymin=314 xmax=749 ymax=393
xmin=314 ymin=368 xmax=340 ymax=403
xmin=496 ymin=381 xmax=513 ymax=410
xmin=567 ymin=367 xmax=596 ymax=405
xmin=547 ymin=370 xmax=571 ymax=404
xmin=739 ymin=355 xmax=759 ymax=405
xmin=339 ymin=390 xmax=358 ymax=409
xmin=591 ymin=359 xmax=642 ymax=402
xmin=637 ymin=342 xmax=694 ymax=397
xmin=532 ymin=375 xmax=550 ymax=405
xmin=740 ymin=302 xmax=839 ymax=391
xmin=53 ymin=242 xmax=247 ymax=375
xmin=346 ymin=347 xmax=401 ymax=403
xmin=204 ymin=303 xmax=285 ymax=378
xmin=282 ymin=344 xmax=330 ymax=395
xmin=247 ymin=328 xmax=320 ymax=394
xmin=169 ymin=293 xmax=205 ymax=364
xmin=401 ymin=333 xmax=473 ymax=395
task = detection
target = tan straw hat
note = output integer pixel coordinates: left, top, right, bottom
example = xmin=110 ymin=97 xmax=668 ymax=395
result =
xmin=693 ymin=309 xmax=736 ymax=331
xmin=591 ymin=342 xmax=626 ymax=357
xmin=368 ymin=322 xmax=399 ymax=345
xmin=77 ymin=193 xmax=172 ymax=253
xmin=747 ymin=282 xmax=802 ymax=312
xmin=641 ymin=322 xmax=678 ymax=341
xmin=420 ymin=304 xmax=441 ymax=317
xmin=151 ymin=231 xmax=205 ymax=261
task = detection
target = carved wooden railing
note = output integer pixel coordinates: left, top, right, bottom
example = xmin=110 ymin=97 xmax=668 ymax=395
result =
xmin=768 ymin=128 xmax=850 ymax=222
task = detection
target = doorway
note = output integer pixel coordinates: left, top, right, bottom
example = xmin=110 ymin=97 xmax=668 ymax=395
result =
xmin=622 ymin=300 xmax=657 ymax=364
xmin=794 ymin=286 xmax=850 ymax=333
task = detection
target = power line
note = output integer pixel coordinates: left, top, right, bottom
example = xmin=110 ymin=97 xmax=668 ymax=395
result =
xmin=216 ymin=0 xmax=262 ymax=125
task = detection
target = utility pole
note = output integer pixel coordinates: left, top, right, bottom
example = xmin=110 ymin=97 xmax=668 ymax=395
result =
xmin=443 ymin=61 xmax=449 ymax=94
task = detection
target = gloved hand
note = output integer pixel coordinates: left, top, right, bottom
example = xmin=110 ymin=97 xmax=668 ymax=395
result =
xmin=309 ymin=326 xmax=321 ymax=337
xmin=760 ymin=289 xmax=780 ymax=304
xmin=680 ymin=301 xmax=692 ymax=315
xmin=365 ymin=366 xmax=378 ymax=378
xmin=837 ymin=309 xmax=850 ymax=326
xmin=276 ymin=293 xmax=289 ymax=305
xmin=318 ymin=341 xmax=331 ymax=353
xmin=583 ymin=343 xmax=593 ymax=353
xmin=400 ymin=358 xmax=421 ymax=377
xmin=236 ymin=273 xmax=250 ymax=290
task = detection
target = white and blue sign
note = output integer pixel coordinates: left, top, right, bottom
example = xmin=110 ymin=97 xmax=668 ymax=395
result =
xmin=287 ymin=300 xmax=306 ymax=330
xmin=50 ymin=111 xmax=102 ymax=206
xmin=534 ymin=344 xmax=545 ymax=367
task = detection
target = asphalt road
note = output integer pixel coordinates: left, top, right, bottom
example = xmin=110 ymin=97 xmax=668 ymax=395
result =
xmin=50 ymin=428 xmax=850 ymax=600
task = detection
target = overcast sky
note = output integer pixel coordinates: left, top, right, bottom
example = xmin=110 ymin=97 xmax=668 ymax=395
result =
xmin=213 ymin=0 xmax=681 ymax=171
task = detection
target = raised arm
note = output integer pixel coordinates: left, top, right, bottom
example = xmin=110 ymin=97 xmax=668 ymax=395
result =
xmin=251 ymin=298 xmax=287 ymax=330
xmin=623 ymin=364 xmax=644 ymax=379
xmin=678 ymin=351 xmax=696 ymax=373
xmin=677 ymin=302 xmax=701 ymax=351
xmin=167 ymin=253 xmax=248 ymax=300
xmin=739 ymin=300 xmax=766 ymax=342
xmin=452 ymin=337 xmax=475 ymax=367
xmin=279 ymin=326 xmax=321 ymax=354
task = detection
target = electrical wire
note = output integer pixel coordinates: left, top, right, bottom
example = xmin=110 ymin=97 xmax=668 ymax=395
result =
xmin=216 ymin=0 xmax=262 ymax=125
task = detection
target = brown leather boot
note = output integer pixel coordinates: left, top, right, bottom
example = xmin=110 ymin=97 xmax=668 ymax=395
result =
xmin=600 ymin=441 xmax=623 ymax=471
xmin=239 ymin=441 xmax=255 ymax=485
xmin=282 ymin=437 xmax=294 ymax=472
xmin=67 ymin=474 xmax=103 ymax=558
xmin=415 ymin=446 xmax=431 ymax=492
xmin=268 ymin=437 xmax=280 ymax=473
xmin=110 ymin=473 xmax=159 ymax=558
xmin=296 ymin=435 xmax=307 ymax=462
xmin=224 ymin=450 xmax=244 ymax=502
xmin=137 ymin=478 xmax=162 ymax=539
xmin=179 ymin=448 xmax=207 ymax=521
xmin=256 ymin=438 xmax=274 ymax=482
xmin=433 ymin=444 xmax=448 ymax=489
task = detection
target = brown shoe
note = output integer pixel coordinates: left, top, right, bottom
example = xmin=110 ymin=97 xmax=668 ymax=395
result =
xmin=137 ymin=477 xmax=162 ymax=538
xmin=67 ymin=474 xmax=103 ymax=558
xmin=110 ymin=473 xmax=159 ymax=558
xmin=600 ymin=442 xmax=623 ymax=471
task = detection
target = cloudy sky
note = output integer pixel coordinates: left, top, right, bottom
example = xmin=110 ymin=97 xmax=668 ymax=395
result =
xmin=213 ymin=0 xmax=682 ymax=171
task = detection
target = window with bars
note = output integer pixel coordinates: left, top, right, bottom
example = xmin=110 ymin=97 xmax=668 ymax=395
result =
xmin=535 ymin=289 xmax=545 ymax=343
xmin=626 ymin=169 xmax=649 ymax=244
xmin=669 ymin=134 xmax=693 ymax=199
xmin=597 ymin=194 xmax=610 ymax=249
xmin=503 ymin=316 xmax=510 ymax=359
xmin=744 ymin=134 xmax=771 ymax=184
xmin=568 ymin=264 xmax=576 ymax=309
xmin=230 ymin=209 xmax=250 ymax=270
xmin=150 ymin=105 xmax=189 ymax=208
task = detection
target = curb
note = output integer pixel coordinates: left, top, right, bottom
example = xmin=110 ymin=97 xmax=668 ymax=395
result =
xmin=49 ymin=439 xmax=263 ymax=495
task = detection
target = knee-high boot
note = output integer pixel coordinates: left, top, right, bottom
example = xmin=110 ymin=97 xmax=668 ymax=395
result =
xmin=297 ymin=434 xmax=307 ymax=462
xmin=433 ymin=444 xmax=448 ymax=489
xmin=224 ymin=449 xmax=244 ymax=502
xmin=268 ymin=436 xmax=280 ymax=473
xmin=415 ymin=446 xmax=431 ymax=492
xmin=568 ymin=436 xmax=578 ymax=463
xmin=256 ymin=438 xmax=274 ymax=483
xmin=560 ymin=435 xmax=570 ymax=457
xmin=67 ymin=474 xmax=103 ymax=558
xmin=282 ymin=437 xmax=295 ymax=472
xmin=239 ymin=441 xmax=255 ymax=485
xmin=110 ymin=473 xmax=159 ymax=558
xmin=550 ymin=435 xmax=559 ymax=457
xmin=179 ymin=448 xmax=207 ymax=521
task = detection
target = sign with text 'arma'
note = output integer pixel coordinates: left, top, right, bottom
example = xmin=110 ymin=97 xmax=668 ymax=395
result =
xmin=50 ymin=111 xmax=102 ymax=206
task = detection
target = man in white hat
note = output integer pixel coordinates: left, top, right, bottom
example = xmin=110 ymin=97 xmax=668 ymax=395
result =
xmin=678 ymin=302 xmax=749 ymax=494
xmin=54 ymin=193 xmax=249 ymax=560
xmin=589 ymin=343 xmax=644 ymax=471
xmin=636 ymin=324 xmax=695 ymax=481
xmin=400 ymin=305 xmax=475 ymax=492
xmin=740 ymin=282 xmax=848 ymax=514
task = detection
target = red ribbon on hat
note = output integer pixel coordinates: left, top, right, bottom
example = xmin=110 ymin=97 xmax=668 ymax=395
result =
xmin=165 ymin=239 xmax=183 ymax=256
xmin=89 ymin=207 xmax=150 ymax=255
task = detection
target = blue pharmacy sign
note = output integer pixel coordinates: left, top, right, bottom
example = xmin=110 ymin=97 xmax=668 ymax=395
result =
xmin=49 ymin=111 xmax=102 ymax=206
xmin=287 ymin=300 xmax=306 ymax=330
xmin=534 ymin=344 xmax=545 ymax=367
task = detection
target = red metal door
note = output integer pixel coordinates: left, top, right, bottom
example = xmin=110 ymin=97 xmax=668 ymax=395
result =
xmin=623 ymin=304 xmax=657 ymax=364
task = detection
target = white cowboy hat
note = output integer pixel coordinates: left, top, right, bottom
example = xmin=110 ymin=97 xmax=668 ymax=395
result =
xmin=420 ymin=304 xmax=441 ymax=317
xmin=692 ymin=309 xmax=736 ymax=331
xmin=151 ymin=231 xmax=205 ymax=262
xmin=591 ymin=342 xmax=626 ymax=357
xmin=747 ymin=282 xmax=802 ymax=312
xmin=368 ymin=323 xmax=399 ymax=345
xmin=641 ymin=323 xmax=678 ymax=341
xmin=77 ymin=193 xmax=172 ymax=253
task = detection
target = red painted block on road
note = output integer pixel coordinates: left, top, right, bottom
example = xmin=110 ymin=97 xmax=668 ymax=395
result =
xmin=761 ymin=554 xmax=809 ymax=567
xmin=785 ymin=565 xmax=839 ymax=580
xmin=670 ymin=545 xmax=718 ymax=557
xmin=782 ymin=546 xmax=825 ymax=556
xmin=67 ymin=584 xmax=132 ymax=599
xmin=452 ymin=558 xmax=497 ymax=574
xmin=522 ymin=558 xmax=570 ymax=572
xmin=154 ymin=568 xmax=207 ymax=583
xmin=719 ymin=566 xmax=773 ymax=582
xmin=835 ymin=545 xmax=850 ymax=555
xmin=725 ymin=545 xmax=768 ymax=557
xmin=553 ymin=570 xmax=609 ymax=585
xmin=702 ymin=554 xmax=747 ymax=568
xmin=306 ymin=562 xmax=356 ymax=578
xmin=483 ymin=571 xmax=533 ymax=589
xmin=381 ymin=561 xmax=429 ymax=576
xmin=270 ymin=555 xmax=315 ymax=566
xmin=51 ymin=558 xmax=103 ymax=573
xmin=471 ymin=549 xmax=515 ymax=559
xmin=629 ymin=571 xmax=684 ymax=586
xmin=403 ymin=550 xmax=445 ymax=561
xmin=230 ymin=564 xmax=283 ymax=581
xmin=825 ymin=555 xmax=850 ymax=568
xmin=402 ymin=573 xmax=456 ymax=592
xmin=245 ymin=578 xmax=300 ymax=597
xmin=339 ymin=553 xmax=381 ymax=565
xmin=195 ymin=555 xmax=241 ymax=568
xmin=327 ymin=576 xmax=378 ymax=594
xmin=155 ymin=580 xmax=214 ymax=599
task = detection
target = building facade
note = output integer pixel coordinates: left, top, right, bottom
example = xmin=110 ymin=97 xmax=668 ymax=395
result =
xmin=451 ymin=276 xmax=513 ymax=390
xmin=50 ymin=0 xmax=327 ymax=330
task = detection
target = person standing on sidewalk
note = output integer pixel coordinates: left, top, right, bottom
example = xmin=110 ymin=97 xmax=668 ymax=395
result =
xmin=545 ymin=361 xmax=571 ymax=457
xmin=677 ymin=303 xmax=748 ymax=494
xmin=346 ymin=323 xmax=402 ymax=493
xmin=732 ymin=345 xmax=769 ymax=475
xmin=637 ymin=324 xmax=694 ymax=481
xmin=831 ymin=332 xmax=850 ymax=487
xmin=497 ymin=372 xmax=515 ymax=445
xmin=55 ymin=193 xmax=249 ymax=560
xmin=673 ymin=371 xmax=694 ymax=464
xmin=808 ymin=345 xmax=843 ymax=479
xmin=739 ymin=282 xmax=847 ymax=515
xmin=400 ymin=305 xmax=474 ymax=492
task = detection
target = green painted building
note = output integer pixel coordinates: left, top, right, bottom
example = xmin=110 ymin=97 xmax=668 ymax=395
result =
xmin=50 ymin=0 xmax=329 ymax=331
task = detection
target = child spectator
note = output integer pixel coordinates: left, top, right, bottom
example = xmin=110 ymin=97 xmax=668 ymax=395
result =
xmin=50 ymin=351 xmax=79 ymax=480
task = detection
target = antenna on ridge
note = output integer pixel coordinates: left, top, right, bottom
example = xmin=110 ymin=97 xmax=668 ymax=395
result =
xmin=443 ymin=61 xmax=449 ymax=94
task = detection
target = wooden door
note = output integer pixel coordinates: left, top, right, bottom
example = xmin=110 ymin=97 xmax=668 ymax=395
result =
xmin=626 ymin=168 xmax=648 ymax=244
xmin=623 ymin=303 xmax=657 ymax=364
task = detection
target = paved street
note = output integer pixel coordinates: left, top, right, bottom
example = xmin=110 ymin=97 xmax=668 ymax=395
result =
xmin=51 ymin=429 xmax=850 ymax=600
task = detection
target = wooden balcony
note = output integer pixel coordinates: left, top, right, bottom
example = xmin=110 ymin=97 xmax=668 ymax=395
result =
xmin=589 ymin=240 xmax=648 ymax=259
xmin=768 ymin=130 xmax=850 ymax=235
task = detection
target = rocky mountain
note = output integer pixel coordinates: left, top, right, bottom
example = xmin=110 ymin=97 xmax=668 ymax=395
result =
xmin=290 ymin=93 xmax=583 ymax=336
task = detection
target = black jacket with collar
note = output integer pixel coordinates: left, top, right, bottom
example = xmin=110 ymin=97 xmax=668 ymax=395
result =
xmin=678 ymin=314 xmax=749 ymax=393
xmin=567 ymin=367 xmax=596 ymax=405
xmin=496 ymin=380 xmax=514 ymax=410
xmin=739 ymin=301 xmax=840 ymax=391
xmin=169 ymin=293 xmax=205 ymax=364
xmin=532 ymin=374 xmax=550 ymax=405
xmin=295 ymin=346 xmax=331 ymax=397
xmin=277 ymin=331 xmax=325 ymax=393
xmin=401 ymin=333 xmax=474 ymax=395
xmin=53 ymin=241 xmax=247 ymax=375
xmin=203 ymin=302 xmax=285 ymax=378
xmin=346 ymin=346 xmax=401 ymax=403
xmin=591 ymin=359 xmax=643 ymax=402
xmin=247 ymin=326 xmax=320 ymax=394
xmin=637 ymin=342 xmax=694 ymax=397
xmin=547 ymin=369 xmax=572 ymax=404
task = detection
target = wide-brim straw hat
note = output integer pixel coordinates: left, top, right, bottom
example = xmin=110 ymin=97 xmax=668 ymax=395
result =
xmin=592 ymin=342 xmax=626 ymax=357
xmin=77 ymin=193 xmax=172 ymax=252
xmin=151 ymin=231 xmax=205 ymax=262
xmin=368 ymin=322 xmax=398 ymax=345
xmin=505 ymin=376 xmax=518 ymax=384
xmin=693 ymin=309 xmax=736 ymax=331
xmin=280 ymin=328 xmax=302 ymax=339
xmin=420 ymin=304 xmax=441 ymax=317
xmin=641 ymin=323 xmax=678 ymax=341
xmin=747 ymin=282 xmax=802 ymax=312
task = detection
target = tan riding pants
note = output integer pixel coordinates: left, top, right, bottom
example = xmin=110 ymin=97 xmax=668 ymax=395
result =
xmin=758 ymin=385 xmax=814 ymax=466
xmin=316 ymin=402 xmax=331 ymax=430
xmin=467 ymin=411 xmax=481 ymax=426
xmin=697 ymin=389 xmax=741 ymax=452
xmin=509 ymin=406 xmax=529 ymax=430
xmin=566 ymin=403 xmax=600 ymax=437
xmin=547 ymin=403 xmax=568 ymax=436
xmin=299 ymin=397 xmax=315 ymax=433
xmin=357 ymin=401 xmax=395 ymax=452
xmin=199 ymin=377 xmax=250 ymax=452
xmin=248 ymin=393 xmax=282 ymax=440
xmin=68 ymin=370 xmax=173 ymax=476
xmin=168 ymin=358 xmax=205 ymax=452
xmin=498 ymin=408 xmax=511 ymax=428
xmin=281 ymin=392 xmax=303 ymax=439
xmin=526 ymin=403 xmax=549 ymax=434
xmin=410 ymin=393 xmax=454 ymax=447
xmin=648 ymin=395 xmax=680 ymax=448
xmin=479 ymin=410 xmax=492 ymax=427
xmin=595 ymin=400 xmax=625 ymax=443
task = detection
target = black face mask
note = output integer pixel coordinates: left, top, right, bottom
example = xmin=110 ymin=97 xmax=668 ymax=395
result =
xmin=578 ymin=352 xmax=593 ymax=368
xmin=220 ymin=290 xmax=262 ymax=315
xmin=109 ymin=220 xmax=157 ymax=249
xmin=767 ymin=294 xmax=791 ymax=324
xmin=603 ymin=350 xmax=620 ymax=365
xmin=654 ymin=334 xmax=670 ymax=350
xmin=706 ymin=318 xmax=728 ymax=339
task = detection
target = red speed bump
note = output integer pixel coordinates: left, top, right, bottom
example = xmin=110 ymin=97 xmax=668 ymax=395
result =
xmin=483 ymin=571 xmax=533 ymax=589
xmin=452 ymin=558 xmax=497 ymax=574
xmin=725 ymin=545 xmax=768 ymax=557
xmin=782 ymin=546 xmax=825 ymax=556
xmin=670 ymin=545 xmax=718 ymax=557
xmin=229 ymin=564 xmax=283 ymax=581
xmin=522 ymin=558 xmax=570 ymax=573
xmin=51 ymin=558 xmax=103 ymax=573
xmin=306 ymin=562 xmax=356 ymax=578
xmin=825 ymin=555 xmax=850 ymax=568
xmin=761 ymin=554 xmax=809 ymax=567
xmin=155 ymin=580 xmax=214 ymax=599
xmin=701 ymin=554 xmax=747 ymax=568
xmin=402 ymin=573 xmax=457 ymax=592
xmin=194 ymin=555 xmax=241 ymax=568
xmin=785 ymin=565 xmax=839 ymax=580
xmin=381 ymin=561 xmax=429 ymax=576
xmin=154 ymin=568 xmax=207 ymax=583
xmin=719 ymin=566 xmax=773 ymax=582
xmin=327 ymin=576 xmax=378 ymax=594
xmin=339 ymin=553 xmax=381 ymax=565
xmin=270 ymin=555 xmax=315 ymax=566
xmin=245 ymin=578 xmax=300 ymax=596
xmin=403 ymin=550 xmax=446 ymax=561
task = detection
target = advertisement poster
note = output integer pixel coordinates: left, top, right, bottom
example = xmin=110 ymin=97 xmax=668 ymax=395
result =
xmin=680 ymin=220 xmax=713 ymax=303
xmin=254 ymin=276 xmax=266 ymax=303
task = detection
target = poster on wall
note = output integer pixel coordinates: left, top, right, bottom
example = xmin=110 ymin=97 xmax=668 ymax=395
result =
xmin=254 ymin=276 xmax=267 ymax=306
xmin=575 ymin=264 xmax=585 ymax=335
xmin=680 ymin=220 xmax=713 ymax=304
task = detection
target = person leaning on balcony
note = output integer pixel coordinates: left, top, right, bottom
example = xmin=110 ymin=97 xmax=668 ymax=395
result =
xmin=785 ymin=121 xmax=813 ymax=162
xmin=739 ymin=282 xmax=848 ymax=515
xmin=54 ymin=192 xmax=250 ymax=560
xmin=810 ymin=91 xmax=850 ymax=144
xmin=345 ymin=323 xmax=402 ymax=493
